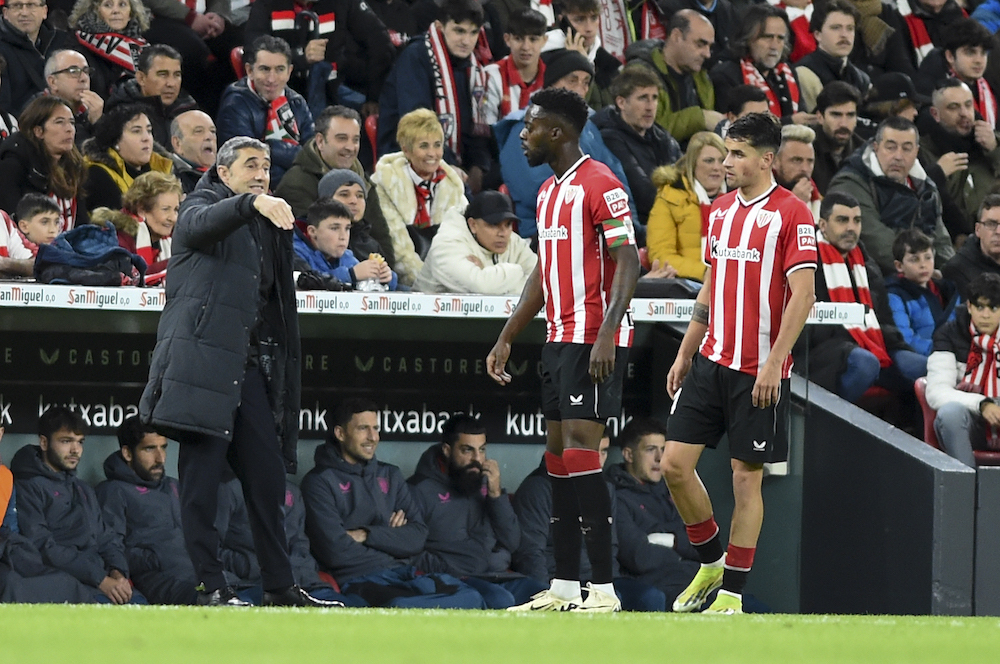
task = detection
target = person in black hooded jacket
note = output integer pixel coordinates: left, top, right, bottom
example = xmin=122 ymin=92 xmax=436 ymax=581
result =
xmin=407 ymin=414 xmax=544 ymax=608
xmin=0 ymin=5 xmax=73 ymax=114
xmin=11 ymin=407 xmax=146 ymax=604
xmin=95 ymin=416 xmax=197 ymax=605
xmin=139 ymin=136 xmax=336 ymax=609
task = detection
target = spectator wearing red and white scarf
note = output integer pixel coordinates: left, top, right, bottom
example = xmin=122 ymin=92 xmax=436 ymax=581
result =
xmin=709 ymin=4 xmax=813 ymax=127
xmin=926 ymin=272 xmax=1000 ymax=467
xmin=773 ymin=124 xmax=821 ymax=220
xmin=796 ymin=190 xmax=926 ymax=403
xmin=898 ymin=0 xmax=968 ymax=66
xmin=483 ymin=8 xmax=547 ymax=124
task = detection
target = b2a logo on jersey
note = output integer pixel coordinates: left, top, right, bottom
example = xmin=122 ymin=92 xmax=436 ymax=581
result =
xmin=797 ymin=225 xmax=817 ymax=251
xmin=603 ymin=188 xmax=630 ymax=218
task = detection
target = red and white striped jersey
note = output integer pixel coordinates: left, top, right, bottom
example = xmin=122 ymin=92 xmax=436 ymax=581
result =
xmin=700 ymin=182 xmax=817 ymax=377
xmin=536 ymin=155 xmax=637 ymax=347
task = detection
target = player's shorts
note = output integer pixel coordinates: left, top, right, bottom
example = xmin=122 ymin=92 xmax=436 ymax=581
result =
xmin=540 ymin=342 xmax=628 ymax=422
xmin=666 ymin=353 xmax=789 ymax=463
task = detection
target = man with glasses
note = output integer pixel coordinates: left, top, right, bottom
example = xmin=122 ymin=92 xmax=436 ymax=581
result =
xmin=0 ymin=0 xmax=72 ymax=113
xmin=42 ymin=49 xmax=102 ymax=146
xmin=827 ymin=116 xmax=954 ymax=275
xmin=945 ymin=195 xmax=1000 ymax=298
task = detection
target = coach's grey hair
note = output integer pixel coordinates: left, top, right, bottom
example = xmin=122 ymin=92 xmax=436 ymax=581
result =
xmin=217 ymin=137 xmax=269 ymax=169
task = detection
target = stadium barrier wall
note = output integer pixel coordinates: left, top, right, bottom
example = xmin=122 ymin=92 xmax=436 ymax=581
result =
xmin=798 ymin=380 xmax=976 ymax=615
xmin=975 ymin=467 xmax=1000 ymax=616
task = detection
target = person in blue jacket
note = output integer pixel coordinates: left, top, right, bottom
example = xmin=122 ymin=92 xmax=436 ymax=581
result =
xmin=293 ymin=197 xmax=398 ymax=290
xmin=493 ymin=48 xmax=638 ymax=240
xmin=217 ymin=35 xmax=315 ymax=188
xmin=886 ymin=229 xmax=960 ymax=356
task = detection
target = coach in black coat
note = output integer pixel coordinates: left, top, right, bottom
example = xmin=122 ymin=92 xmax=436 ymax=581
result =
xmin=140 ymin=136 xmax=322 ymax=606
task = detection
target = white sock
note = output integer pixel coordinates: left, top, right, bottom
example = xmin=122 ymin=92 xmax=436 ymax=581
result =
xmin=550 ymin=579 xmax=581 ymax=600
xmin=590 ymin=582 xmax=616 ymax=597
xmin=717 ymin=590 xmax=742 ymax=600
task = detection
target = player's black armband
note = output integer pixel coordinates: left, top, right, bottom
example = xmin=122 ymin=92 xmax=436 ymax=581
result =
xmin=692 ymin=302 xmax=709 ymax=325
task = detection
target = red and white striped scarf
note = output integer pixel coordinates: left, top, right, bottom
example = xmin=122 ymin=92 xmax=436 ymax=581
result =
xmin=964 ymin=73 xmax=998 ymax=129
xmin=965 ymin=321 xmax=1000 ymax=448
xmin=50 ymin=194 xmax=78 ymax=232
xmin=133 ymin=215 xmax=172 ymax=286
xmin=75 ymin=31 xmax=146 ymax=73
xmin=640 ymin=3 xmax=667 ymax=40
xmin=426 ymin=23 xmax=489 ymax=165
xmin=497 ymin=56 xmax=545 ymax=118
xmin=817 ymin=229 xmax=891 ymax=367
xmin=897 ymin=0 xmax=935 ymax=65
xmin=180 ymin=0 xmax=206 ymax=13
xmin=248 ymin=78 xmax=301 ymax=145
xmin=408 ymin=163 xmax=446 ymax=228
xmin=740 ymin=58 xmax=800 ymax=116
xmin=598 ymin=0 xmax=630 ymax=62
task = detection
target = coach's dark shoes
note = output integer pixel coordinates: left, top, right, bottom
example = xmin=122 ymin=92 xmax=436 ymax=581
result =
xmin=262 ymin=584 xmax=345 ymax=607
xmin=196 ymin=585 xmax=251 ymax=607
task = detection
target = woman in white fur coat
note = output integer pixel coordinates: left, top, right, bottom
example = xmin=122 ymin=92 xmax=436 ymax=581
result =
xmin=414 ymin=191 xmax=537 ymax=295
xmin=370 ymin=108 xmax=468 ymax=286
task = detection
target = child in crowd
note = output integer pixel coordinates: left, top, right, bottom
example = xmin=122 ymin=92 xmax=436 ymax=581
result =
xmin=294 ymin=198 xmax=398 ymax=291
xmin=886 ymin=229 xmax=960 ymax=356
xmin=14 ymin=195 xmax=62 ymax=257
xmin=926 ymin=273 xmax=1000 ymax=467
xmin=543 ymin=0 xmax=621 ymax=109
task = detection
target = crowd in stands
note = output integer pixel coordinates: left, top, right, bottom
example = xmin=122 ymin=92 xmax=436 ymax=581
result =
xmin=7 ymin=0 xmax=1000 ymax=601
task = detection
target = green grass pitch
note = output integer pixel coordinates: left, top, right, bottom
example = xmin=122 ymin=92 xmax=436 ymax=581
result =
xmin=3 ymin=606 xmax=1000 ymax=663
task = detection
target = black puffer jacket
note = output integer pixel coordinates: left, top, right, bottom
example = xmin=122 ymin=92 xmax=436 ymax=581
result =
xmin=140 ymin=167 xmax=302 ymax=473
xmin=0 ymin=19 xmax=72 ymax=113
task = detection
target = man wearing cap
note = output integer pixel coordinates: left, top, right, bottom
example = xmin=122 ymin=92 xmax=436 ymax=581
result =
xmin=275 ymin=105 xmax=395 ymax=267
xmin=414 ymin=190 xmax=537 ymax=294
xmin=493 ymin=48 xmax=636 ymax=240
xmin=859 ymin=73 xmax=926 ymax=140
xmin=629 ymin=9 xmax=722 ymax=145
xmin=917 ymin=78 xmax=1000 ymax=238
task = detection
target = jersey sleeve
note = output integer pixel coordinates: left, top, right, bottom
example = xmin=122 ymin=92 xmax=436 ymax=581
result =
xmin=587 ymin=171 xmax=636 ymax=250
xmin=780 ymin=197 xmax=818 ymax=275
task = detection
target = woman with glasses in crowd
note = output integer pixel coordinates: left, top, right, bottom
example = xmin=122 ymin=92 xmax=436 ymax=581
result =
xmin=0 ymin=96 xmax=89 ymax=230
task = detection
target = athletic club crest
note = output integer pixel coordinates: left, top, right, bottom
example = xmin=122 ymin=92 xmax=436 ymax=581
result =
xmin=755 ymin=210 xmax=776 ymax=228
xmin=439 ymin=113 xmax=456 ymax=139
xmin=563 ymin=185 xmax=581 ymax=204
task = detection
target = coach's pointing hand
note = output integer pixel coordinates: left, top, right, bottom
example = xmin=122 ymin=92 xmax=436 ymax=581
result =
xmin=253 ymin=194 xmax=295 ymax=230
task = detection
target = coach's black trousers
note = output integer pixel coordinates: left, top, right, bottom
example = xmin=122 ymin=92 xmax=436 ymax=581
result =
xmin=178 ymin=367 xmax=294 ymax=593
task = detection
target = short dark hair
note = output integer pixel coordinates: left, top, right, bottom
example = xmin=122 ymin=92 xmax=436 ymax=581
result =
xmin=892 ymin=229 xmax=934 ymax=262
xmin=39 ymin=406 xmax=86 ymax=441
xmin=726 ymin=85 xmax=769 ymax=116
xmin=137 ymin=43 xmax=182 ymax=73
xmin=968 ymin=273 xmax=1000 ymax=308
xmin=820 ymin=190 xmax=861 ymax=220
xmin=809 ymin=0 xmax=859 ymax=33
xmin=531 ymin=86 xmax=589 ymax=135
xmin=616 ymin=417 xmax=668 ymax=450
xmin=609 ymin=65 xmax=661 ymax=102
xmin=306 ymin=198 xmax=353 ymax=227
xmin=560 ymin=0 xmax=600 ymax=15
xmin=942 ymin=17 xmax=996 ymax=55
xmin=506 ymin=7 xmax=548 ymax=36
xmin=979 ymin=193 xmax=1000 ymax=220
xmin=737 ymin=4 xmax=791 ymax=61
xmin=246 ymin=35 xmax=292 ymax=66
xmin=874 ymin=115 xmax=918 ymax=144
xmin=441 ymin=413 xmax=487 ymax=447
xmin=667 ymin=9 xmax=696 ymax=37
xmin=726 ymin=112 xmax=782 ymax=154
xmin=438 ymin=0 xmax=484 ymax=28
xmin=315 ymin=105 xmax=361 ymax=137
xmin=92 ymin=102 xmax=149 ymax=152
xmin=330 ymin=398 xmax=380 ymax=439
xmin=117 ymin=416 xmax=158 ymax=453
xmin=15 ymin=193 xmax=60 ymax=223
xmin=815 ymin=81 xmax=862 ymax=114
xmin=932 ymin=77 xmax=970 ymax=107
